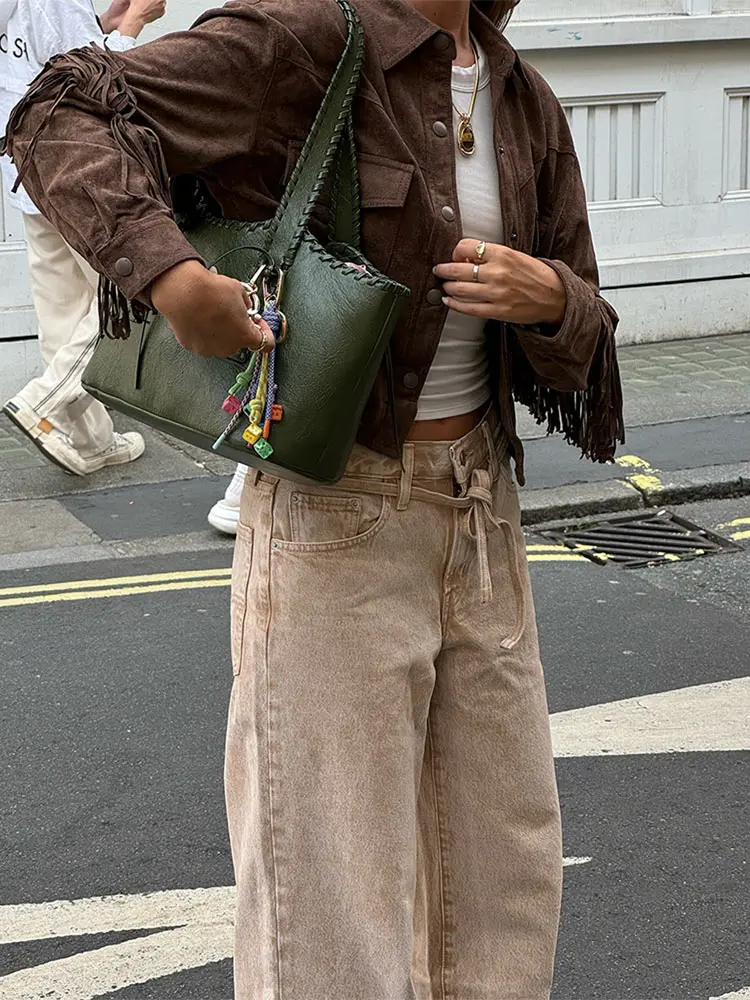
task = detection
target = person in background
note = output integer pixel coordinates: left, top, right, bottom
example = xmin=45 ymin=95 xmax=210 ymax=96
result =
xmin=0 ymin=0 xmax=166 ymax=475
xmin=208 ymin=463 xmax=247 ymax=535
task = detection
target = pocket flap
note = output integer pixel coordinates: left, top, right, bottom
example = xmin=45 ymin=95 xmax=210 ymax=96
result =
xmin=283 ymin=142 xmax=414 ymax=210
xmin=358 ymin=153 xmax=414 ymax=209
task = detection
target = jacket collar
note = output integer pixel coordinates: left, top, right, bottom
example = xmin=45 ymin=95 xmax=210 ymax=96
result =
xmin=351 ymin=0 xmax=526 ymax=85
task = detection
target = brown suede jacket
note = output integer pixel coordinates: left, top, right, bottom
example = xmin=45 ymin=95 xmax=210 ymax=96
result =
xmin=3 ymin=0 xmax=624 ymax=482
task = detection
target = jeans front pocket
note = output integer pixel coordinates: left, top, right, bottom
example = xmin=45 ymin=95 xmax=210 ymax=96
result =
xmin=289 ymin=492 xmax=362 ymax=545
xmin=273 ymin=485 xmax=391 ymax=553
xmin=230 ymin=522 xmax=254 ymax=676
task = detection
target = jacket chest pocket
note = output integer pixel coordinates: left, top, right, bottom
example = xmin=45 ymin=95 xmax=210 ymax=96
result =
xmin=356 ymin=153 xmax=414 ymax=272
xmin=283 ymin=142 xmax=414 ymax=272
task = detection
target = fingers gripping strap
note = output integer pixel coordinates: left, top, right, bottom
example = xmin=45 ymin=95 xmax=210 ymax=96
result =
xmin=266 ymin=0 xmax=365 ymax=268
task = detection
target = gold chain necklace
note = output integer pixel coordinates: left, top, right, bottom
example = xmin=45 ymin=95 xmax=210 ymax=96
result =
xmin=452 ymin=36 xmax=480 ymax=157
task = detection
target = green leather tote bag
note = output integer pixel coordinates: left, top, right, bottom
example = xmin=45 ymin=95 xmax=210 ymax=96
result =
xmin=82 ymin=0 xmax=409 ymax=485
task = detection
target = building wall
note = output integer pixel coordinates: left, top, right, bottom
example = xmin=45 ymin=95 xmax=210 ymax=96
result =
xmin=507 ymin=1 xmax=750 ymax=344
xmin=2 ymin=1 xmax=749 ymax=395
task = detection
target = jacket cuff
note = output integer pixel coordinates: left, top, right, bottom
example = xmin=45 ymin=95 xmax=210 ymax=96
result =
xmin=521 ymin=258 xmax=594 ymax=346
xmin=96 ymin=217 xmax=204 ymax=306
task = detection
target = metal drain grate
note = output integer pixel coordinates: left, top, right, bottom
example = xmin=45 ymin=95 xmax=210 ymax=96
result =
xmin=542 ymin=510 xmax=743 ymax=568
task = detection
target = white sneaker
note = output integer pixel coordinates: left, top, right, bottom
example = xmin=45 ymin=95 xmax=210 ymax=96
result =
xmin=4 ymin=395 xmax=145 ymax=476
xmin=208 ymin=464 xmax=248 ymax=536
xmin=73 ymin=431 xmax=146 ymax=475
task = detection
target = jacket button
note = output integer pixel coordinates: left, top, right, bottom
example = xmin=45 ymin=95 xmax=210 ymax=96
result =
xmin=441 ymin=206 xmax=455 ymax=222
xmin=432 ymin=120 xmax=448 ymax=138
xmin=114 ymin=257 xmax=134 ymax=277
xmin=403 ymin=371 xmax=420 ymax=390
xmin=426 ymin=288 xmax=443 ymax=305
xmin=433 ymin=33 xmax=451 ymax=52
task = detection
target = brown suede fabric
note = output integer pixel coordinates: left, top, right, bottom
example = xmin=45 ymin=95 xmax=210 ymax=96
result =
xmin=3 ymin=0 xmax=624 ymax=478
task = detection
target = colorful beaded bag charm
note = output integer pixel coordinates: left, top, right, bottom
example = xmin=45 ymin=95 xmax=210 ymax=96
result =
xmin=213 ymin=267 xmax=286 ymax=461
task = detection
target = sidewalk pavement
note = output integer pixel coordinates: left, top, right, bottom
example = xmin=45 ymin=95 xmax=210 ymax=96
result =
xmin=0 ymin=333 xmax=748 ymax=569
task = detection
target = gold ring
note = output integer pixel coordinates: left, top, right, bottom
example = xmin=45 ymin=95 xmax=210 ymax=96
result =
xmin=253 ymin=323 xmax=268 ymax=353
xmin=475 ymin=240 xmax=487 ymax=261
xmin=472 ymin=263 xmax=481 ymax=282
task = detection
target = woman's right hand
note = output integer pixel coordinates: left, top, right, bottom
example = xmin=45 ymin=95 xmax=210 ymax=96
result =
xmin=151 ymin=260 xmax=275 ymax=359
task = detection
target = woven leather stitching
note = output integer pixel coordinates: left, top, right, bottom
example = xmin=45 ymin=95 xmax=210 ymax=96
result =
xmin=267 ymin=0 xmax=365 ymax=269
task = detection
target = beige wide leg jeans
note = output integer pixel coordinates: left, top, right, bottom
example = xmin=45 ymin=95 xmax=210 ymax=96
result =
xmin=226 ymin=412 xmax=562 ymax=1000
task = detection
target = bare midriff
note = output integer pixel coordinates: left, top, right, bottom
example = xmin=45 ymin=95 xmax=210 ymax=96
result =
xmin=406 ymin=403 xmax=487 ymax=442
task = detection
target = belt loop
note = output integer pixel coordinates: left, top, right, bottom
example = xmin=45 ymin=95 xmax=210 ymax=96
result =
xmin=397 ymin=443 xmax=415 ymax=510
xmin=249 ymin=467 xmax=261 ymax=486
xmin=481 ymin=420 xmax=499 ymax=482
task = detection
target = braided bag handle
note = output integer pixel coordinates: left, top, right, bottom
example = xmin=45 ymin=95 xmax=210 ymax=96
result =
xmin=265 ymin=0 xmax=365 ymax=269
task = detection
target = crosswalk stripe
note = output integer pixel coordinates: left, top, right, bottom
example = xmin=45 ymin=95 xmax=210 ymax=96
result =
xmin=551 ymin=677 xmax=750 ymax=756
xmin=0 ymin=925 xmax=233 ymax=1000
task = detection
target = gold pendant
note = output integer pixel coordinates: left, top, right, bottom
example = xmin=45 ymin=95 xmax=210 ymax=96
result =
xmin=457 ymin=116 xmax=476 ymax=157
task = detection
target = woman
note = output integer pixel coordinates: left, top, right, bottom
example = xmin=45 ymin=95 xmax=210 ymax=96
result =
xmin=5 ymin=0 xmax=623 ymax=996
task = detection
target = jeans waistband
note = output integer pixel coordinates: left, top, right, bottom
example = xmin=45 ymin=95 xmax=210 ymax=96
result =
xmin=345 ymin=406 xmax=507 ymax=488
xmin=336 ymin=409 xmax=525 ymax=646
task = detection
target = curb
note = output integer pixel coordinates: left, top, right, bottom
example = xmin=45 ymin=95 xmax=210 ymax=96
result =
xmin=520 ymin=461 xmax=750 ymax=526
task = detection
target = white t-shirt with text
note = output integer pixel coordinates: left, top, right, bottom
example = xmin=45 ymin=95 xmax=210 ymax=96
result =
xmin=0 ymin=0 xmax=136 ymax=215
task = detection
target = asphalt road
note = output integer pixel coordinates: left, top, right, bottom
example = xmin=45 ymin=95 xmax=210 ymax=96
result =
xmin=522 ymin=413 xmax=750 ymax=491
xmin=1 ymin=497 xmax=748 ymax=1000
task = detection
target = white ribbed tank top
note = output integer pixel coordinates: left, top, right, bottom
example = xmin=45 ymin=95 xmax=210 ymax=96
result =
xmin=416 ymin=41 xmax=503 ymax=421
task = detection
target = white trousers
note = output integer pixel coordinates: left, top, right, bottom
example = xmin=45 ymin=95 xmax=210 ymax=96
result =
xmin=17 ymin=213 xmax=114 ymax=457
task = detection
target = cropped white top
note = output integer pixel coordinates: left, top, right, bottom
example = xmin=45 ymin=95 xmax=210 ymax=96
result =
xmin=416 ymin=41 xmax=503 ymax=421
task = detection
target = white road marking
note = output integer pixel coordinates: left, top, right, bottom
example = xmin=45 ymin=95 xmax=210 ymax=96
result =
xmin=0 ymin=888 xmax=234 ymax=1000
xmin=551 ymin=677 xmax=750 ymax=757
xmin=0 ymin=887 xmax=234 ymax=944
xmin=0 ymin=862 xmax=594 ymax=997
xmin=711 ymin=989 xmax=750 ymax=999
xmin=0 ymin=924 xmax=233 ymax=1000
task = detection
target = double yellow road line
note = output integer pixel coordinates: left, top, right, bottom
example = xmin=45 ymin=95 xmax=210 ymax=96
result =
xmin=0 ymin=568 xmax=232 ymax=610
xmin=0 ymin=543 xmax=589 ymax=610
xmin=526 ymin=544 xmax=589 ymax=563
xmin=720 ymin=516 xmax=750 ymax=542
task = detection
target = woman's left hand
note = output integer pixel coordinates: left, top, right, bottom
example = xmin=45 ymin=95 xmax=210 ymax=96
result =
xmin=433 ymin=238 xmax=567 ymax=327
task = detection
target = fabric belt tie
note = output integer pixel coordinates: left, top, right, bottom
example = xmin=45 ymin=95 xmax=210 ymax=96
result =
xmin=463 ymin=468 xmax=526 ymax=647
xmin=337 ymin=465 xmax=527 ymax=650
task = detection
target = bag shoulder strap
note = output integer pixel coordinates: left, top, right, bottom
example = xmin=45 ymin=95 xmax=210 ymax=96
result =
xmin=266 ymin=0 xmax=364 ymax=268
xmin=330 ymin=118 xmax=361 ymax=248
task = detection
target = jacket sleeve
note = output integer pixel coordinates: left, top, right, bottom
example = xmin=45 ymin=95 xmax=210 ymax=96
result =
xmin=3 ymin=1 xmax=280 ymax=306
xmin=513 ymin=141 xmax=620 ymax=393
xmin=506 ymin=83 xmax=624 ymax=464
